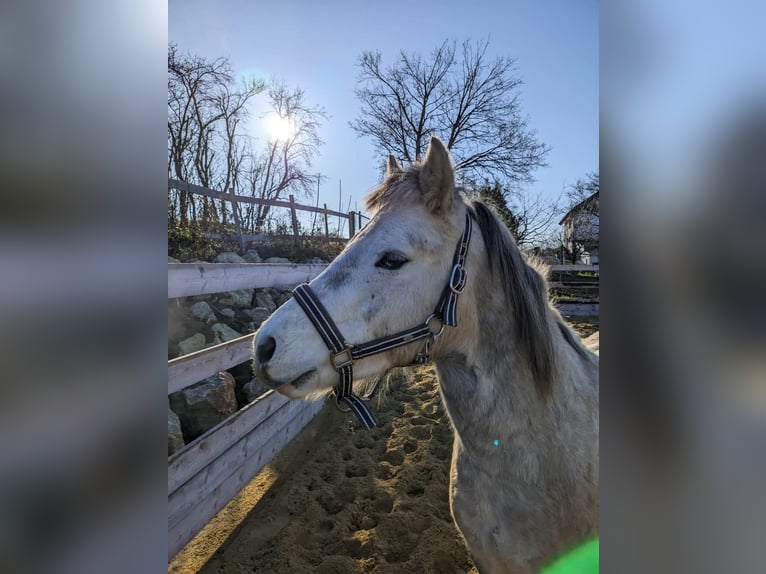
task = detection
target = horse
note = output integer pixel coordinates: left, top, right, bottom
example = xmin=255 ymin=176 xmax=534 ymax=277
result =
xmin=252 ymin=137 xmax=599 ymax=573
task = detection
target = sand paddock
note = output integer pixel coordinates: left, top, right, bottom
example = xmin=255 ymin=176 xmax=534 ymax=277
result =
xmin=170 ymin=323 xmax=597 ymax=574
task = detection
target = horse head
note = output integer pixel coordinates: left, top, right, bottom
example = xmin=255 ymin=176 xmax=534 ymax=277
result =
xmin=253 ymin=137 xmax=477 ymax=402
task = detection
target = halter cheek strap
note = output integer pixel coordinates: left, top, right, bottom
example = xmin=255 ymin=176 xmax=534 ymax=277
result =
xmin=291 ymin=212 xmax=473 ymax=430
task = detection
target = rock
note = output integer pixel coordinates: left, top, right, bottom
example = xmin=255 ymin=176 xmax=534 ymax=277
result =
xmin=214 ymin=252 xmax=246 ymax=264
xmin=217 ymin=289 xmax=254 ymax=308
xmin=178 ymin=333 xmax=206 ymax=356
xmin=265 ymin=256 xmax=290 ymax=263
xmin=254 ymin=291 xmax=277 ymax=313
xmin=169 ymin=372 xmax=238 ymax=441
xmin=168 ymin=408 xmax=184 ymax=456
xmin=305 ymin=257 xmax=327 ymax=265
xmin=168 ymin=256 xmax=180 ymax=263
xmin=243 ymin=307 xmax=271 ymax=327
xmin=241 ymin=378 xmax=271 ymax=404
xmin=210 ymin=323 xmax=242 ymax=344
xmin=190 ymin=301 xmax=216 ymax=323
xmin=273 ymin=290 xmax=292 ymax=307
xmin=243 ymin=249 xmax=262 ymax=263
xmin=219 ymin=308 xmax=236 ymax=318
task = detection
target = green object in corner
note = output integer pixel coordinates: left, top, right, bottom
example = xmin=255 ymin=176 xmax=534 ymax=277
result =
xmin=541 ymin=538 xmax=599 ymax=574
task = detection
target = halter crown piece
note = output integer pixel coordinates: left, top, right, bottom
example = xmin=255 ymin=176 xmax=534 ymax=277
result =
xmin=291 ymin=213 xmax=473 ymax=430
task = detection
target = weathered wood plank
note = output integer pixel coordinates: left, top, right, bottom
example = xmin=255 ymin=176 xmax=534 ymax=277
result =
xmin=556 ymin=302 xmax=600 ymax=316
xmin=548 ymin=264 xmax=599 ymax=273
xmin=168 ymin=398 xmax=325 ymax=560
xmin=168 ymin=179 xmax=347 ymax=218
xmin=168 ymin=262 xmax=326 ymax=299
xmin=168 ymin=333 xmax=255 ymax=395
xmin=168 ymin=389 xmax=288 ymax=493
xmin=168 ymin=397 xmax=310 ymax=526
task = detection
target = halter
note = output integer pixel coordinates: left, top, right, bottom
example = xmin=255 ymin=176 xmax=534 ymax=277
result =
xmin=291 ymin=212 xmax=473 ymax=430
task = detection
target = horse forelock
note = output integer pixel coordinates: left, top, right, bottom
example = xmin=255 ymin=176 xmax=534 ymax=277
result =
xmin=364 ymin=165 xmax=425 ymax=214
xmin=469 ymin=201 xmax=556 ymax=395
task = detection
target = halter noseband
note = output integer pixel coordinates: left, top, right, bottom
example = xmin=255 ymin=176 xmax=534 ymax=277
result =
xmin=291 ymin=212 xmax=473 ymax=430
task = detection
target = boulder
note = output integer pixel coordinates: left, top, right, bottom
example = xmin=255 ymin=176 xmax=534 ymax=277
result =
xmin=219 ymin=307 xmax=236 ymax=319
xmin=254 ymin=291 xmax=277 ymax=313
xmin=214 ymin=252 xmax=246 ymax=264
xmin=265 ymin=256 xmax=290 ymax=263
xmin=217 ymin=289 xmax=254 ymax=308
xmin=190 ymin=301 xmax=216 ymax=323
xmin=178 ymin=333 xmax=206 ymax=356
xmin=210 ymin=323 xmax=242 ymax=344
xmin=169 ymin=372 xmax=238 ymax=441
xmin=273 ymin=290 xmax=292 ymax=307
xmin=168 ymin=256 xmax=180 ymax=263
xmin=168 ymin=408 xmax=185 ymax=456
xmin=243 ymin=307 xmax=271 ymax=327
xmin=243 ymin=249 xmax=262 ymax=263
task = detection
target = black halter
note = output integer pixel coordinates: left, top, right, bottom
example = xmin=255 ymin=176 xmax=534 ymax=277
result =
xmin=291 ymin=213 xmax=473 ymax=430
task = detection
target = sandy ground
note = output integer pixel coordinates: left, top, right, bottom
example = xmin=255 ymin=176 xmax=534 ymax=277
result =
xmin=170 ymin=324 xmax=597 ymax=574
xmin=171 ymin=367 xmax=476 ymax=574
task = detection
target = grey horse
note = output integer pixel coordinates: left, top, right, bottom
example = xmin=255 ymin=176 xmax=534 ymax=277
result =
xmin=253 ymin=137 xmax=599 ymax=573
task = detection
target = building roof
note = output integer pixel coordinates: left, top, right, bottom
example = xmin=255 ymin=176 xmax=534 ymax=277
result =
xmin=559 ymin=191 xmax=599 ymax=225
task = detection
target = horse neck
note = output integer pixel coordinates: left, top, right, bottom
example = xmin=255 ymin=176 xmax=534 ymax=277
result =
xmin=433 ymin=275 xmax=562 ymax=472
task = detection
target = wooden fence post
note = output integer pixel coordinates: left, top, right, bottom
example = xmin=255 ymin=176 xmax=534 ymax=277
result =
xmin=288 ymin=195 xmax=299 ymax=245
xmin=348 ymin=211 xmax=356 ymax=237
xmin=229 ymin=187 xmax=245 ymax=253
xmin=323 ymin=204 xmax=329 ymax=238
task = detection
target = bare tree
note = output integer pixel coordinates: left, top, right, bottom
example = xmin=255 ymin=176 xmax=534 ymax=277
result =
xmin=168 ymin=45 xmax=326 ymax=238
xmin=510 ymin=188 xmax=563 ymax=247
xmin=566 ymin=170 xmax=599 ymax=206
xmin=351 ymin=39 xmax=549 ymax=185
xmin=168 ymin=44 xmax=234 ymax=224
xmin=244 ymin=82 xmax=328 ymax=231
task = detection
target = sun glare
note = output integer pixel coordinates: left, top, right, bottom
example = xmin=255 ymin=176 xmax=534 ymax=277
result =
xmin=265 ymin=114 xmax=295 ymax=142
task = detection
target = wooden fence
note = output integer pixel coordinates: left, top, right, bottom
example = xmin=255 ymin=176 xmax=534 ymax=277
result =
xmin=548 ymin=264 xmax=599 ymax=317
xmin=167 ymin=262 xmax=328 ymax=560
xmin=166 ymin=261 xmax=598 ymax=560
xmin=168 ymin=179 xmax=369 ymax=250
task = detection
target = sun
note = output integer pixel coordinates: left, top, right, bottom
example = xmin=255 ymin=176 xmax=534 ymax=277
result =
xmin=265 ymin=114 xmax=295 ymax=142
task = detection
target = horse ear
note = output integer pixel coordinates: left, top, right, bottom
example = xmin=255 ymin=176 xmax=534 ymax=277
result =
xmin=386 ymin=154 xmax=402 ymax=177
xmin=418 ymin=137 xmax=454 ymax=214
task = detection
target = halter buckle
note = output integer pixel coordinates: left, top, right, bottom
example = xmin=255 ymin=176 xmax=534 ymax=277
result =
xmin=449 ymin=263 xmax=467 ymax=294
xmin=414 ymin=337 xmax=433 ymax=364
xmin=330 ymin=346 xmax=354 ymax=370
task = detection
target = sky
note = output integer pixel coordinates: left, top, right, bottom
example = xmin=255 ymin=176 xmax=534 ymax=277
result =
xmin=169 ymin=0 xmax=598 ymax=225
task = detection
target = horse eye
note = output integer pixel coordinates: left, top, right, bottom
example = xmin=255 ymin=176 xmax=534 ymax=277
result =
xmin=375 ymin=252 xmax=408 ymax=270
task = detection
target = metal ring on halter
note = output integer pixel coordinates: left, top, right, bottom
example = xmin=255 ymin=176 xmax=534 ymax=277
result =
xmin=424 ymin=313 xmax=445 ymax=338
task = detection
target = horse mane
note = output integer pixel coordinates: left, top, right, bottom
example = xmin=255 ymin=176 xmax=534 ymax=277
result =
xmin=468 ymin=200 xmax=556 ymax=395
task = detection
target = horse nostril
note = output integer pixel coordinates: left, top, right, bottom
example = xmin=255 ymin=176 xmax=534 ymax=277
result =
xmin=256 ymin=336 xmax=277 ymax=364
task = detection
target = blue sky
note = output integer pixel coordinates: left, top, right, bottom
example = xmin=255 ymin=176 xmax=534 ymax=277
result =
xmin=169 ymin=0 xmax=598 ymax=221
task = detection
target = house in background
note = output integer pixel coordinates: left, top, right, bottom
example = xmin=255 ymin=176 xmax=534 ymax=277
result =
xmin=559 ymin=191 xmax=599 ymax=264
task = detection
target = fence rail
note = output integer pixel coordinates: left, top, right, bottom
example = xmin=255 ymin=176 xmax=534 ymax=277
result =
xmin=168 ymin=179 xmax=368 ymax=245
